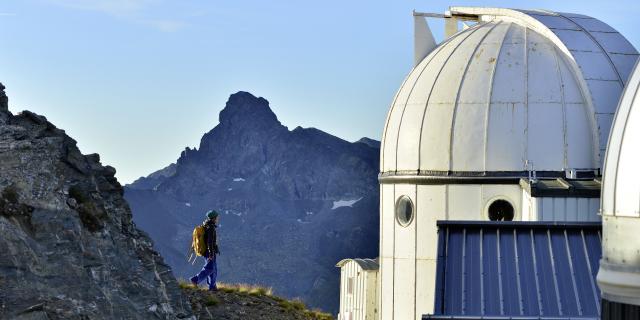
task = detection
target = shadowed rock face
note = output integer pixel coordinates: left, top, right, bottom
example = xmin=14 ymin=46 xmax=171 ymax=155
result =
xmin=126 ymin=91 xmax=380 ymax=314
xmin=0 ymin=84 xmax=192 ymax=319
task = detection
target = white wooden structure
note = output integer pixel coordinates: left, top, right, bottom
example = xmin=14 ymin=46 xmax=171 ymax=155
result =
xmin=379 ymin=6 xmax=639 ymax=320
xmin=336 ymin=258 xmax=379 ymax=320
xmin=598 ymin=61 xmax=640 ymax=307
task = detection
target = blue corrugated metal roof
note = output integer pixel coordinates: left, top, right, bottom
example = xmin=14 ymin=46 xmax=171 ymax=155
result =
xmin=425 ymin=221 xmax=602 ymax=320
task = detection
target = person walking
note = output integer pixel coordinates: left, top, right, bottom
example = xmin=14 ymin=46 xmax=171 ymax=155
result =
xmin=190 ymin=210 xmax=220 ymax=291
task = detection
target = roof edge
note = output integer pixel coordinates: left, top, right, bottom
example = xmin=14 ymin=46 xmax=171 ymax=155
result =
xmin=436 ymin=220 xmax=602 ymax=229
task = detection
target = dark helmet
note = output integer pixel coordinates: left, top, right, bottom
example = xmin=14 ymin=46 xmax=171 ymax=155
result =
xmin=206 ymin=210 xmax=219 ymax=219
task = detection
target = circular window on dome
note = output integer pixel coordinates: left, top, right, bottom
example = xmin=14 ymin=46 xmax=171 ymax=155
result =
xmin=395 ymin=195 xmax=414 ymax=227
xmin=487 ymin=199 xmax=514 ymax=221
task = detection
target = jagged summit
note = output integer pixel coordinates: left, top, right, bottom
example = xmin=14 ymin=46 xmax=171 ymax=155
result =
xmin=218 ymin=91 xmax=281 ymax=128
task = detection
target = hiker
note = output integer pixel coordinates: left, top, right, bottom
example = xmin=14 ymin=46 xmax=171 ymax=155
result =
xmin=190 ymin=210 xmax=220 ymax=291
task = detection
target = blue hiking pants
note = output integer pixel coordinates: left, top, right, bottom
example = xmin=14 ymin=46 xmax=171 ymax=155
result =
xmin=191 ymin=253 xmax=217 ymax=290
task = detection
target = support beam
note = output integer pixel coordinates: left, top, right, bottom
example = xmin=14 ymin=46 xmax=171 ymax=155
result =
xmin=445 ymin=17 xmax=458 ymax=38
xmin=414 ymin=15 xmax=437 ymax=66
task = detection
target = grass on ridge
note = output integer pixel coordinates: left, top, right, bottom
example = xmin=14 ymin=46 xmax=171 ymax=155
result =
xmin=177 ymin=279 xmax=333 ymax=319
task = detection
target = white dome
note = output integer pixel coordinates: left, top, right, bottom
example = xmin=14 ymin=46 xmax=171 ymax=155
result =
xmin=598 ymin=61 xmax=640 ymax=305
xmin=602 ymin=63 xmax=640 ymax=216
xmin=381 ymin=8 xmax=638 ymax=176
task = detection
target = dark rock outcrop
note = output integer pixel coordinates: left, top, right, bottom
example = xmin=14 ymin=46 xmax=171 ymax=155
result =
xmin=125 ymin=91 xmax=379 ymax=314
xmin=0 ymin=84 xmax=192 ymax=319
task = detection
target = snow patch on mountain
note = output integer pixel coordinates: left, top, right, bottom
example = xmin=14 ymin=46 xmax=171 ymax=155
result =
xmin=331 ymin=198 xmax=363 ymax=210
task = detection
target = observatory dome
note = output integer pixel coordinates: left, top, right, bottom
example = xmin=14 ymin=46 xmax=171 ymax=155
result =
xmin=598 ymin=61 xmax=640 ymax=306
xmin=601 ymin=63 xmax=640 ymax=220
xmin=381 ymin=9 xmax=637 ymax=176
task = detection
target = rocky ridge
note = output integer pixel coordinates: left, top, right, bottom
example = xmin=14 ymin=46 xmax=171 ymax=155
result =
xmin=0 ymin=83 xmax=192 ymax=319
xmin=181 ymin=283 xmax=332 ymax=320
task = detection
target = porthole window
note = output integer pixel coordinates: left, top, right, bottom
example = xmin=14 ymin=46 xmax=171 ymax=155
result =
xmin=487 ymin=199 xmax=514 ymax=221
xmin=395 ymin=195 xmax=414 ymax=227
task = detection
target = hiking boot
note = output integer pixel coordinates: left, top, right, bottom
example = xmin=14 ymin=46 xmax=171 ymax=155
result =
xmin=190 ymin=276 xmax=198 ymax=286
xmin=209 ymin=286 xmax=218 ymax=292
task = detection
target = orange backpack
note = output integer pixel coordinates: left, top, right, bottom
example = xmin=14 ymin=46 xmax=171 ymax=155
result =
xmin=188 ymin=225 xmax=207 ymax=263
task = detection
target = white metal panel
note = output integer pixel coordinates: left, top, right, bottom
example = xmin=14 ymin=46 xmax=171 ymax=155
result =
xmin=416 ymin=185 xmax=446 ymax=260
xmin=572 ymin=51 xmax=620 ymax=81
xmin=558 ymin=54 xmax=587 ymax=104
xmin=527 ymin=37 xmax=563 ymax=103
xmin=340 ymin=266 xmax=345 ymax=317
xmin=565 ymin=103 xmax=596 ymax=168
xmin=585 ymin=80 xmax=623 ymax=114
xmin=394 ymin=101 xmax=425 ymax=170
xmin=614 ymin=103 xmax=640 ymax=217
xmin=393 ymin=257 xmax=415 ymax=320
xmin=552 ymin=29 xmax=600 ymax=52
xmin=568 ymin=17 xmax=617 ymax=33
xmin=541 ymin=198 xmax=553 ymax=220
xmin=597 ymin=113 xmax=615 ymax=154
xmin=451 ymin=103 xmax=487 ymax=170
xmin=530 ymin=194 xmax=539 ymax=220
xmin=379 ymin=257 xmax=393 ymax=320
xmin=556 ymin=12 xmax=591 ymax=19
xmin=577 ymin=197 xmax=590 ymax=220
xmin=393 ymin=184 xmax=416 ymax=320
xmin=485 ymin=103 xmax=527 ymax=171
xmin=527 ymin=196 xmax=600 ymax=221
xmin=490 ymin=24 xmax=526 ymax=103
xmin=527 ymin=14 xmax=579 ymax=30
xmin=381 ymin=185 xmax=395 ymax=258
xmin=419 ymin=103 xmax=454 ymax=170
xmin=381 ymin=97 xmax=402 ymax=173
xmin=448 ymin=185 xmax=482 ymax=219
xmin=521 ymin=190 xmax=532 ymax=221
xmin=611 ymin=54 xmax=640 ymax=84
xmin=457 ymin=22 xmax=510 ymax=104
xmin=589 ymin=32 xmax=637 ymax=55
xmin=527 ymin=102 xmax=565 ymax=169
xmin=429 ymin=23 xmax=493 ymax=104
xmin=367 ymin=271 xmax=379 ymax=320
xmin=341 ymin=261 xmax=362 ymax=320
xmin=588 ymin=198 xmax=601 ymax=221
xmin=415 ymin=259 xmax=436 ymax=318
xmin=555 ymin=198 xmax=567 ymax=220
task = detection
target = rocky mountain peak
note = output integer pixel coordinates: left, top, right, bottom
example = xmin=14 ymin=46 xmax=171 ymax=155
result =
xmin=125 ymin=91 xmax=380 ymax=314
xmin=0 ymin=84 xmax=192 ymax=319
xmin=218 ymin=91 xmax=280 ymax=128
xmin=0 ymin=82 xmax=8 ymax=113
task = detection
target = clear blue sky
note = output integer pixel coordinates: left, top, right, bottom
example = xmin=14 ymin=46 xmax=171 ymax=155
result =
xmin=1 ymin=0 xmax=638 ymax=183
